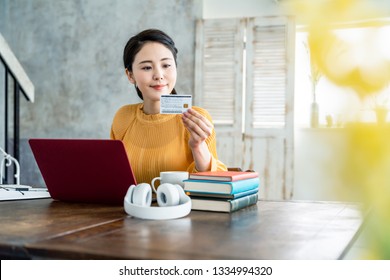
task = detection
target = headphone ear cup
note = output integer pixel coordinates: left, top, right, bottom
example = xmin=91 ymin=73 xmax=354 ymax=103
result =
xmin=157 ymin=183 xmax=180 ymax=207
xmin=132 ymin=183 xmax=152 ymax=206
xmin=173 ymin=184 xmax=189 ymax=204
xmin=125 ymin=184 xmax=136 ymax=203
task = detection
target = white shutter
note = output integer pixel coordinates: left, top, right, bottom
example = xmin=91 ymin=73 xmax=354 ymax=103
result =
xmin=195 ymin=19 xmax=244 ymax=129
xmin=246 ymin=16 xmax=294 ymax=131
xmin=252 ymin=25 xmax=286 ymax=128
xmin=195 ymin=19 xmax=245 ymax=167
xmin=244 ymin=16 xmax=295 ymax=200
xmin=195 ymin=16 xmax=295 ymax=199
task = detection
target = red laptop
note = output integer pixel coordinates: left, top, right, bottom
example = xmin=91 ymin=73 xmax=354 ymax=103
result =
xmin=29 ymin=139 xmax=136 ymax=204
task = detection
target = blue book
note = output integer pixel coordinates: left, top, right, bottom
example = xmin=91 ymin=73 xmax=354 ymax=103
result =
xmin=183 ymin=177 xmax=259 ymax=195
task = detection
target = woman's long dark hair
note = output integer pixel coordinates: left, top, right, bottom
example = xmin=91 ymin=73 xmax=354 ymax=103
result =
xmin=123 ymin=29 xmax=178 ymax=100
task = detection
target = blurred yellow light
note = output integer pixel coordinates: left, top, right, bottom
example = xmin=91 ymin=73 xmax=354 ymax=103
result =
xmin=284 ymin=0 xmax=390 ymax=259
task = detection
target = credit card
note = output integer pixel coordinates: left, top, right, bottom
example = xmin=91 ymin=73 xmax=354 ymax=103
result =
xmin=160 ymin=95 xmax=192 ymax=114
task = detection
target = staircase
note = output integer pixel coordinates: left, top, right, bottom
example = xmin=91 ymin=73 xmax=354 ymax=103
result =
xmin=0 ymin=33 xmax=34 ymax=183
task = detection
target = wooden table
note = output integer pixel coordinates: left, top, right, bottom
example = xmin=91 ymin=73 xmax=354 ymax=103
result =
xmin=0 ymin=198 xmax=362 ymax=260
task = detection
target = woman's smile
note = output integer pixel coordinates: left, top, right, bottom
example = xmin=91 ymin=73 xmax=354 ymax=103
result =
xmin=151 ymin=84 xmax=166 ymax=91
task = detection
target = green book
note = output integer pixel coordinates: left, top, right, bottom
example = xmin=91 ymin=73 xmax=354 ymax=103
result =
xmin=190 ymin=192 xmax=258 ymax=213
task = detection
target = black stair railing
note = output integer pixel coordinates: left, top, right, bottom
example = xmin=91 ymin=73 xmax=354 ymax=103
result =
xmin=1 ymin=51 xmax=33 ymax=184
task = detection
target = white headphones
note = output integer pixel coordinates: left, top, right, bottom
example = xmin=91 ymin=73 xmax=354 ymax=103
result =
xmin=124 ymin=183 xmax=191 ymax=220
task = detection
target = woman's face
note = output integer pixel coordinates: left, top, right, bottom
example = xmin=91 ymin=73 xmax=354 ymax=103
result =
xmin=127 ymin=42 xmax=177 ymax=102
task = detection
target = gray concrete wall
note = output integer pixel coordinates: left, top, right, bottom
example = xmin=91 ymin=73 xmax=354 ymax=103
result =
xmin=0 ymin=0 xmax=202 ymax=186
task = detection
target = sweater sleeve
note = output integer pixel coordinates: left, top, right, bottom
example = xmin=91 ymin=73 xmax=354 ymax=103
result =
xmin=186 ymin=107 xmax=227 ymax=172
xmin=110 ymin=105 xmax=135 ymax=140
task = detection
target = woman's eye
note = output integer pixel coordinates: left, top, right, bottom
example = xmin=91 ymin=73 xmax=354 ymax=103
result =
xmin=163 ymin=64 xmax=171 ymax=68
xmin=142 ymin=66 xmax=152 ymax=71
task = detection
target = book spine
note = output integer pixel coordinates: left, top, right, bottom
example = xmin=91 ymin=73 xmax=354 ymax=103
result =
xmin=230 ymin=193 xmax=258 ymax=212
xmin=230 ymin=177 xmax=260 ymax=194
xmin=231 ymin=188 xmax=258 ymax=198
xmin=229 ymin=172 xmax=259 ymax=181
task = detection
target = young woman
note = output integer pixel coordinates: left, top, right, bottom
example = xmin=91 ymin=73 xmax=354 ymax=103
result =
xmin=110 ymin=29 xmax=227 ymax=185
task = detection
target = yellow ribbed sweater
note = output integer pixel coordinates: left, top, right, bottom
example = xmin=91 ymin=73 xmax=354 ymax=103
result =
xmin=110 ymin=103 xmax=227 ymax=185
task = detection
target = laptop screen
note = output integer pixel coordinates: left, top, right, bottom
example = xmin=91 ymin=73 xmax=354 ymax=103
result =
xmin=29 ymin=139 xmax=136 ymax=204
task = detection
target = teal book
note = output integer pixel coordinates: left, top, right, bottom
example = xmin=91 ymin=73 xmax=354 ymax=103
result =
xmin=186 ymin=187 xmax=259 ymax=199
xmin=190 ymin=192 xmax=259 ymax=213
xmin=183 ymin=177 xmax=259 ymax=194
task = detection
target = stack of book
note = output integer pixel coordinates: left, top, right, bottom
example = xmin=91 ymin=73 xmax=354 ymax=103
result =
xmin=183 ymin=171 xmax=259 ymax=213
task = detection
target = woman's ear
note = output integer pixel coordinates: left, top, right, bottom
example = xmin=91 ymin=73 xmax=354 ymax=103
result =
xmin=125 ymin=69 xmax=135 ymax=84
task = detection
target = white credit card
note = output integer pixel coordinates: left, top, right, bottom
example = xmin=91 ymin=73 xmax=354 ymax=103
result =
xmin=160 ymin=95 xmax=192 ymax=114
